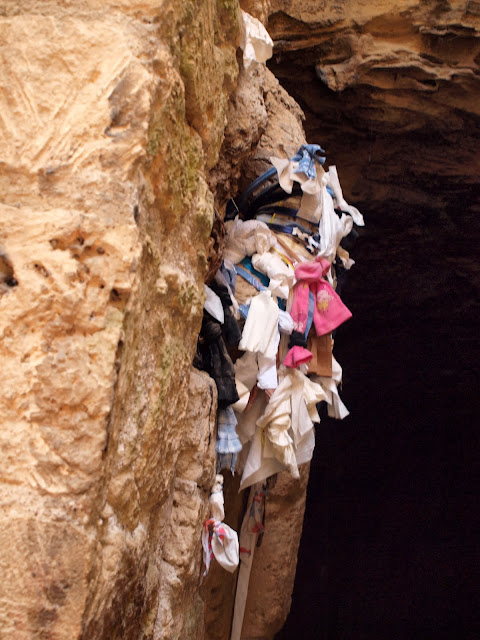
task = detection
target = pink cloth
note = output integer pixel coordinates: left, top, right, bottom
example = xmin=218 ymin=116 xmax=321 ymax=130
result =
xmin=283 ymin=345 xmax=312 ymax=368
xmin=289 ymin=281 xmax=310 ymax=335
xmin=284 ymin=257 xmax=352 ymax=368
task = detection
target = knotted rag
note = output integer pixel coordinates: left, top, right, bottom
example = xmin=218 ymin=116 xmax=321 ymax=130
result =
xmin=284 ymin=257 xmax=352 ymax=368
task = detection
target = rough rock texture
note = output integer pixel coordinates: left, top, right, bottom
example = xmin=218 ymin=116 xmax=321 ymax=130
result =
xmin=241 ymin=466 xmax=310 ymax=640
xmin=209 ymin=65 xmax=307 ymax=209
xmin=266 ymin=0 xmax=480 ymax=213
xmin=0 ymin=1 xmax=240 ymax=638
xmin=8 ymin=0 xmax=475 ymax=638
xmin=0 ymin=0 xmax=317 ymax=637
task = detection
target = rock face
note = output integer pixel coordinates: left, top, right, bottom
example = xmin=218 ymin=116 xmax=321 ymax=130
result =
xmin=0 ymin=1 xmax=313 ymax=638
xmin=2 ymin=1 xmax=477 ymax=639
xmin=266 ymin=0 xmax=480 ymax=213
xmin=0 ymin=1 xmax=241 ymax=638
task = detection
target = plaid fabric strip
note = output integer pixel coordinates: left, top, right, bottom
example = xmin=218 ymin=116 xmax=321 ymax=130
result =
xmin=216 ymin=407 xmax=242 ymax=455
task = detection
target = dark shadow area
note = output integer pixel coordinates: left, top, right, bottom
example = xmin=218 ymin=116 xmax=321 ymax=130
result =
xmin=271 ymin=62 xmax=480 ymax=639
xmin=276 ymin=201 xmax=480 ymax=639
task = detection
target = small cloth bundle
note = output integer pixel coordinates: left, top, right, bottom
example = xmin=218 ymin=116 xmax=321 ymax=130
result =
xmin=284 ymin=257 xmax=351 ymax=368
xmin=239 ymin=369 xmax=327 ymax=490
xmin=202 ymin=475 xmax=239 ymax=576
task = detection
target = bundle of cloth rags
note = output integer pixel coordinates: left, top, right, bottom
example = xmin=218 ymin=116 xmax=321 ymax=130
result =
xmin=195 ymin=143 xmax=363 ymax=522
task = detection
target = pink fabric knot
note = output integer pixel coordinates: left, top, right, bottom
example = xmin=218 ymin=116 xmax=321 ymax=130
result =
xmin=283 ymin=258 xmax=351 ymax=369
xmin=283 ymin=345 xmax=313 ymax=368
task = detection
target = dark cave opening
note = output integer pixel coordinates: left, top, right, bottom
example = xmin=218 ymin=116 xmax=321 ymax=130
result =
xmin=269 ymin=56 xmax=480 ymax=640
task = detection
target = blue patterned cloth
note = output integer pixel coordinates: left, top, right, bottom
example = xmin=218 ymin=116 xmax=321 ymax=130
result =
xmin=294 ymin=144 xmax=326 ymax=179
xmin=216 ymin=407 xmax=242 ymax=474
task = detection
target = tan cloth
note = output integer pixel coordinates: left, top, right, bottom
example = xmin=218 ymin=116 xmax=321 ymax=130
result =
xmin=270 ymin=156 xmax=324 ymax=197
xmin=306 ymin=333 xmax=333 ymax=377
xmin=251 ymin=250 xmax=295 ymax=300
xmin=234 ymin=275 xmax=258 ymax=307
xmin=224 ymin=219 xmax=277 ymax=264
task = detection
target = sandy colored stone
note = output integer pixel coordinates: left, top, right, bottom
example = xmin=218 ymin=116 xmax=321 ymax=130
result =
xmin=268 ymin=0 xmax=480 ymax=108
xmin=154 ymin=370 xmax=217 ymax=640
xmin=209 ymin=62 xmax=269 ymax=211
xmin=244 ymin=67 xmax=306 ymax=182
xmin=267 ymin=0 xmax=480 ymax=206
xmin=5 ymin=0 xmax=475 ymax=638
xmin=240 ymin=0 xmax=272 ymax=24
xmin=241 ymin=465 xmax=311 ymax=639
xmin=0 ymin=1 xmax=241 ymax=638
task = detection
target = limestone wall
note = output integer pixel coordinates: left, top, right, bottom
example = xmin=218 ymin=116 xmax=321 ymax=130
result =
xmin=5 ymin=0 xmax=470 ymax=637
xmin=0 ymin=2 xmax=240 ymax=638
xmin=266 ymin=0 xmax=480 ymax=213
xmin=0 ymin=1 xmax=316 ymax=637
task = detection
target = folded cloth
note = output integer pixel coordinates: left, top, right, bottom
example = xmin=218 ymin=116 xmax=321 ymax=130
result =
xmin=294 ymin=172 xmax=354 ymax=260
xmin=220 ymin=259 xmax=237 ymax=292
xmin=294 ymin=144 xmax=326 ymax=179
xmin=289 ymin=368 xmax=326 ymax=465
xmin=215 ymin=263 xmax=241 ymax=317
xmin=208 ymin=520 xmax=239 ymax=572
xmin=239 ymin=369 xmax=327 ymax=490
xmin=256 ymin=373 xmax=298 ymax=477
xmin=251 ymin=250 xmax=294 ymax=300
xmin=239 ymin=290 xmax=279 ymax=360
xmin=209 ymin=474 xmax=226 ymax=521
xmin=202 ymin=475 xmax=239 ymax=575
xmin=204 ymin=285 xmax=224 ymax=324
xmin=298 ymin=258 xmax=352 ymax=335
xmin=284 ymin=258 xmax=351 ymax=368
xmin=233 ymin=337 xmax=279 ymax=402
xmin=257 ymin=330 xmax=280 ymax=389
xmin=240 ymin=9 xmax=273 ymax=69
xmin=278 ymin=309 xmax=295 ymax=334
xmin=224 ymin=219 xmax=277 ymax=264
xmin=270 ymin=156 xmax=324 ymax=198
xmin=283 ymin=344 xmax=313 ymax=368
xmin=231 ymin=379 xmax=251 ymax=414
xmin=326 ymin=165 xmax=365 ymax=226
xmin=318 ymin=183 xmax=354 ymax=263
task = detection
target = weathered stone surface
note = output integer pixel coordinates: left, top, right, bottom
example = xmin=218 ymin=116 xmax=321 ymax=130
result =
xmin=0 ymin=1 xmax=240 ymax=638
xmin=153 ymin=370 xmax=217 ymax=640
xmin=241 ymin=465 xmax=311 ymax=640
xmin=208 ymin=62 xmax=269 ymax=211
xmin=243 ymin=67 xmax=306 ymax=182
xmin=6 ymin=0 xmax=476 ymax=638
xmin=267 ymin=0 xmax=480 ymax=214
xmin=240 ymin=0 xmax=271 ymax=24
